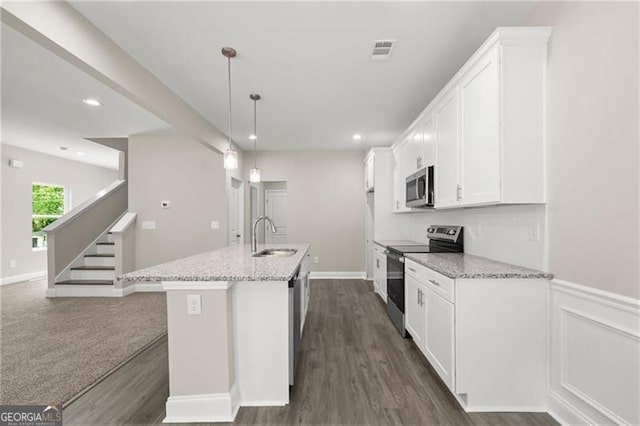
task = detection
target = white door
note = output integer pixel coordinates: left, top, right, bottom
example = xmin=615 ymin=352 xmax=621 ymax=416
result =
xmin=229 ymin=178 xmax=242 ymax=245
xmin=265 ymin=190 xmax=287 ymax=244
xmin=459 ymin=46 xmax=501 ymax=206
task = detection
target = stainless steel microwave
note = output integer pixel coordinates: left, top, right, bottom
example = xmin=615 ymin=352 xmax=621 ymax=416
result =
xmin=406 ymin=166 xmax=434 ymax=208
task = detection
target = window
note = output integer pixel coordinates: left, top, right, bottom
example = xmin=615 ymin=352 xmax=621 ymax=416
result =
xmin=32 ymin=183 xmax=66 ymax=249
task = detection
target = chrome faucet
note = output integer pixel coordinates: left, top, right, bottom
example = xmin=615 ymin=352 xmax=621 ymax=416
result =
xmin=252 ymin=216 xmax=277 ymax=253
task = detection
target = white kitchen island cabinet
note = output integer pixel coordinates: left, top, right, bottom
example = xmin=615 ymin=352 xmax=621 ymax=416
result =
xmin=404 ymin=255 xmax=552 ymax=412
xmin=120 ymin=243 xmax=311 ymax=424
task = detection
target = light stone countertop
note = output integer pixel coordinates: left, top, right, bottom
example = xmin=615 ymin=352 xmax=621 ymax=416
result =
xmin=119 ymin=243 xmax=311 ymax=283
xmin=405 ymin=253 xmax=554 ymax=280
xmin=374 ymin=239 xmax=422 ymax=248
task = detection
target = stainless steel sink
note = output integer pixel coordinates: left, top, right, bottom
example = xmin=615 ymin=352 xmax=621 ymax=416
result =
xmin=252 ymin=248 xmax=298 ymax=258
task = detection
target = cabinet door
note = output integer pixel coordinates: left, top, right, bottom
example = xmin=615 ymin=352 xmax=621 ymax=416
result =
xmin=411 ymin=130 xmax=424 ymax=171
xmin=404 ymin=272 xmax=425 ymax=349
xmin=393 ymin=141 xmax=412 ymax=212
xmin=365 ymin=156 xmax=374 ymax=191
xmin=422 ymin=115 xmax=435 ymax=168
xmin=373 ymin=251 xmax=382 ymax=296
xmin=459 ymin=47 xmax=501 ymax=205
xmin=379 ymin=253 xmax=387 ymax=297
xmin=423 ymin=284 xmax=455 ymax=392
xmin=434 ymin=91 xmax=460 ymax=208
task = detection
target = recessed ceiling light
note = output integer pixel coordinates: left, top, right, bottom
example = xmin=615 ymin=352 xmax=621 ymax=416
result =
xmin=60 ymin=146 xmax=68 ymax=151
xmin=77 ymin=152 xmax=85 ymax=156
xmin=353 ymin=134 xmax=362 ymax=141
xmin=82 ymin=98 xmax=101 ymax=106
xmin=249 ymin=134 xmax=258 ymax=140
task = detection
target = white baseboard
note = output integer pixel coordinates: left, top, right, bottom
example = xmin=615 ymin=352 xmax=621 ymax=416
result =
xmin=548 ymin=278 xmax=639 ymax=425
xmin=164 ymin=384 xmax=239 ymax=423
xmin=309 ymin=271 xmax=366 ymax=280
xmin=1 ymin=271 xmax=47 ymax=286
xmin=132 ymin=282 xmax=163 ymax=292
xmin=47 ymin=282 xmax=163 ymax=298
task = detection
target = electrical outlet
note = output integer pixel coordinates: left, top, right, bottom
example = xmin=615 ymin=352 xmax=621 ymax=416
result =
xmin=530 ymin=223 xmax=541 ymax=241
xmin=142 ymin=221 xmax=156 ymax=230
xmin=313 ymin=256 xmax=319 ymax=264
xmin=210 ymin=221 xmax=219 ymax=230
xmin=187 ymin=294 xmax=202 ymax=315
xmin=9 ymin=260 xmax=16 ymax=268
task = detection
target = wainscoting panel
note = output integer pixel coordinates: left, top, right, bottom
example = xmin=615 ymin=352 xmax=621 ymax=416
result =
xmin=549 ymin=280 xmax=639 ymax=425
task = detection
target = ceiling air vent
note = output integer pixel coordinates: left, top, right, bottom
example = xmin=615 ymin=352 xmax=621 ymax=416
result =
xmin=370 ymin=39 xmax=396 ymax=61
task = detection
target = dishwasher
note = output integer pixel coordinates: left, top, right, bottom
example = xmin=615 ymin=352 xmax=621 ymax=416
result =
xmin=288 ymin=267 xmax=301 ymax=385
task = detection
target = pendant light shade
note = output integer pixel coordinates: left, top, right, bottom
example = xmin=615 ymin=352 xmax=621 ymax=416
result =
xmin=222 ymin=47 xmax=238 ymax=170
xmin=249 ymin=167 xmax=261 ymax=183
xmin=224 ymin=148 xmax=238 ymax=169
xmin=249 ymin=93 xmax=261 ymax=183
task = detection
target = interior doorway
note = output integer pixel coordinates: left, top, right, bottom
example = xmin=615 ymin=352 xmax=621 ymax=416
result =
xmin=265 ymin=187 xmax=287 ymax=244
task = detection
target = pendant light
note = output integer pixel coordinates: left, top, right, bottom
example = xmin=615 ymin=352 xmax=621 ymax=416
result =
xmin=222 ymin=47 xmax=238 ymax=170
xmin=249 ymin=93 xmax=261 ymax=183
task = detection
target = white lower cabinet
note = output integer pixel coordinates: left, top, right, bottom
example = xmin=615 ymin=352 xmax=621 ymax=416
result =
xmin=404 ymin=271 xmax=425 ymax=349
xmin=404 ymin=258 xmax=548 ymax=411
xmin=300 ymin=254 xmax=311 ymax=333
xmin=373 ymin=245 xmax=387 ymax=301
xmin=422 ymin=283 xmax=455 ymax=392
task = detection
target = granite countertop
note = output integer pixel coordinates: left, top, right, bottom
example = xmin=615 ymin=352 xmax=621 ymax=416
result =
xmin=374 ymin=239 xmax=422 ymax=248
xmin=404 ymin=253 xmax=553 ymax=280
xmin=120 ymin=243 xmax=311 ymax=283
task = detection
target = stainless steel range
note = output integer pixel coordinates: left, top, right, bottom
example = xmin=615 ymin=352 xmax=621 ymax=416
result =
xmin=385 ymin=225 xmax=463 ymax=337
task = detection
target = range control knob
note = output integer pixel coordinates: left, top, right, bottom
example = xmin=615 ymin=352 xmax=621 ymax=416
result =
xmin=427 ymin=228 xmax=435 ymax=233
xmin=447 ymin=229 xmax=456 ymax=235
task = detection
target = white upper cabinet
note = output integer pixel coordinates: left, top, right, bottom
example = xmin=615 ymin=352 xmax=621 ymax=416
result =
xmin=459 ymin=46 xmax=501 ymax=205
xmin=365 ymin=154 xmax=374 ymax=192
xmin=392 ymin=139 xmax=413 ymax=212
xmin=434 ymin=92 xmax=459 ymax=208
xmin=391 ymin=27 xmax=551 ymax=210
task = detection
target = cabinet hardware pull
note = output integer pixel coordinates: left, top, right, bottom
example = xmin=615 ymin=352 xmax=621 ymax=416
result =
xmin=456 ymin=185 xmax=462 ymax=201
xmin=408 ymin=267 xmax=416 ymax=273
xmin=428 ymin=279 xmax=441 ymax=287
xmin=417 ymin=289 xmax=421 ymax=306
xmin=376 ymin=259 xmax=380 ymax=268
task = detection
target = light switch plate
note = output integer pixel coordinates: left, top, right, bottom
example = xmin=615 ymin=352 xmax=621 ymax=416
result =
xmin=313 ymin=256 xmax=319 ymax=264
xmin=9 ymin=260 xmax=16 ymax=268
xmin=187 ymin=294 xmax=202 ymax=315
xmin=142 ymin=221 xmax=156 ymax=230
xmin=210 ymin=221 xmax=219 ymax=230
xmin=161 ymin=200 xmax=171 ymax=209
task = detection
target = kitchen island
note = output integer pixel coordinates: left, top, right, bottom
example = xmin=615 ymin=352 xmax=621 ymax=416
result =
xmin=120 ymin=243 xmax=312 ymax=424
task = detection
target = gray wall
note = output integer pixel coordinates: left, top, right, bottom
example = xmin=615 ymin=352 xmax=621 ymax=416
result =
xmin=128 ymin=134 xmax=241 ymax=269
xmin=521 ymin=1 xmax=639 ymax=298
xmin=244 ymin=151 xmax=366 ymax=273
xmin=1 ymin=144 xmax=118 ymax=280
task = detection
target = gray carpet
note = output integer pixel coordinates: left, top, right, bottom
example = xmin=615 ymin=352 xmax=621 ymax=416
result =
xmin=0 ymin=279 xmax=167 ymax=406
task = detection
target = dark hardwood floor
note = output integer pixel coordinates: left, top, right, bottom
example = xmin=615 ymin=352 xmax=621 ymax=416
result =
xmin=63 ymin=279 xmax=557 ymax=425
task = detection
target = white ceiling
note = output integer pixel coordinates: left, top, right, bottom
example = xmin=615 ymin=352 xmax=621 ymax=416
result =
xmin=0 ymin=23 xmax=170 ymax=170
xmin=70 ymin=1 xmax=534 ymax=152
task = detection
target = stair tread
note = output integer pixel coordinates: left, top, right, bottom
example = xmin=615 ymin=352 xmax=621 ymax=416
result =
xmin=96 ymin=242 xmax=115 ymax=245
xmin=71 ymin=266 xmax=115 ymax=271
xmin=84 ymin=254 xmax=115 ymax=258
xmin=56 ymin=280 xmax=114 ymax=286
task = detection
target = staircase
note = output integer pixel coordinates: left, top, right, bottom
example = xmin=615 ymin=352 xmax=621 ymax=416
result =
xmin=55 ymin=233 xmax=116 ymax=287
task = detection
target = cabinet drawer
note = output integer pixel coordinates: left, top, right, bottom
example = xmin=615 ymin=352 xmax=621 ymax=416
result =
xmin=373 ymin=244 xmax=386 ymax=256
xmin=405 ymin=259 xmax=454 ymax=303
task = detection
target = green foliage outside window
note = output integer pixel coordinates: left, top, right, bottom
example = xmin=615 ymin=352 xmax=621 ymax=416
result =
xmin=32 ymin=184 xmax=65 ymax=248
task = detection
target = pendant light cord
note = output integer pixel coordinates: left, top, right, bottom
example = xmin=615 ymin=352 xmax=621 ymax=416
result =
xmin=227 ymin=56 xmax=233 ymax=148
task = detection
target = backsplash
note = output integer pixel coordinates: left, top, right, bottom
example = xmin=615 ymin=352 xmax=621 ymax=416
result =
xmin=395 ymin=205 xmax=547 ymax=271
